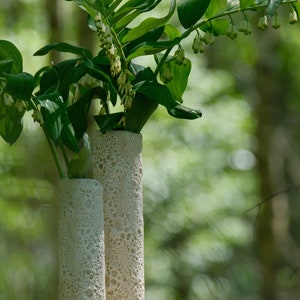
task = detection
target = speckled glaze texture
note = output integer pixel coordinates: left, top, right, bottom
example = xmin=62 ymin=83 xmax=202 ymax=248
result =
xmin=59 ymin=179 xmax=105 ymax=300
xmin=92 ymin=130 xmax=144 ymax=300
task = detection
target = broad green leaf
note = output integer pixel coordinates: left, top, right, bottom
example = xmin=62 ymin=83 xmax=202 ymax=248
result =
xmin=292 ymin=2 xmax=300 ymax=16
xmin=125 ymin=92 xmax=158 ymax=133
xmin=127 ymin=39 xmax=180 ymax=61
xmin=60 ymin=122 xmax=80 ymax=153
xmin=0 ymin=40 xmax=23 ymax=74
xmin=164 ymin=24 xmax=182 ymax=40
xmin=206 ymin=0 xmax=227 ymax=18
xmin=39 ymin=67 xmax=59 ymax=95
xmin=113 ymin=0 xmax=154 ymax=22
xmin=114 ymin=10 xmax=141 ymax=30
xmin=0 ymin=94 xmax=24 ymax=144
xmin=125 ymin=26 xmax=165 ymax=55
xmin=113 ymin=0 xmax=162 ymax=28
xmin=68 ymin=132 xmax=91 ymax=178
xmin=34 ymin=42 xmax=92 ymax=59
xmin=56 ymin=60 xmax=84 ymax=100
xmin=0 ymin=59 xmax=13 ymax=74
xmin=254 ymin=0 xmax=268 ymax=5
xmin=165 ymin=58 xmax=191 ymax=101
xmin=6 ymin=72 xmax=35 ymax=101
xmin=226 ymin=0 xmax=240 ymax=11
xmin=266 ymin=0 xmax=282 ymax=16
xmin=81 ymin=56 xmax=112 ymax=83
xmin=137 ymin=81 xmax=178 ymax=109
xmin=122 ymin=0 xmax=175 ymax=43
xmin=177 ymin=0 xmax=211 ymax=29
xmin=36 ymin=93 xmax=65 ymax=143
xmin=67 ymin=89 xmax=93 ymax=139
xmin=65 ymin=0 xmax=98 ymax=17
xmin=240 ymin=0 xmax=255 ymax=9
xmin=200 ymin=19 xmax=229 ymax=35
xmin=93 ymin=0 xmax=107 ymax=16
xmin=168 ymin=104 xmax=202 ymax=119
xmin=94 ymin=112 xmax=125 ymax=132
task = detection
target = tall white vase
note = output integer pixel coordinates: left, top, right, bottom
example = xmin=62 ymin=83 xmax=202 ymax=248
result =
xmin=92 ymin=130 xmax=144 ymax=300
xmin=58 ymin=178 xmax=106 ymax=300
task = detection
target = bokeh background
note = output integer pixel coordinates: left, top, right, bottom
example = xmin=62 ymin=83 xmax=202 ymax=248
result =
xmin=1 ymin=1 xmax=300 ymax=299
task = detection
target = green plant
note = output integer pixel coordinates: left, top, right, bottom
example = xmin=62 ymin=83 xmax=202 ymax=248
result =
xmin=0 ymin=0 xmax=299 ymax=178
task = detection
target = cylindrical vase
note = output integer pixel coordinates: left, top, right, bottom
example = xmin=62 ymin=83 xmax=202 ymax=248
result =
xmin=92 ymin=130 xmax=144 ymax=300
xmin=58 ymin=178 xmax=105 ymax=300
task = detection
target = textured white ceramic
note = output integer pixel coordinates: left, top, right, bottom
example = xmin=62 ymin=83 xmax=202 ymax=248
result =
xmin=58 ymin=178 xmax=105 ymax=300
xmin=93 ymin=131 xmax=144 ymax=300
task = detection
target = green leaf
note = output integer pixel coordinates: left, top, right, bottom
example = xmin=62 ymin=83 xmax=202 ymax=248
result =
xmin=127 ymin=39 xmax=179 ymax=61
xmin=67 ymin=89 xmax=93 ymax=140
xmin=239 ymin=0 xmax=255 ymax=9
xmin=6 ymin=72 xmax=35 ymax=101
xmin=266 ymin=0 xmax=282 ymax=17
xmin=113 ymin=0 xmax=154 ymax=22
xmin=94 ymin=112 xmax=125 ymax=132
xmin=137 ymin=81 xmax=178 ymax=109
xmin=67 ymin=132 xmax=92 ymax=178
xmin=226 ymin=0 xmax=240 ymax=11
xmin=177 ymin=0 xmax=211 ymax=29
xmin=122 ymin=0 xmax=175 ymax=43
xmin=168 ymin=104 xmax=202 ymax=119
xmin=164 ymin=24 xmax=182 ymax=40
xmin=125 ymin=26 xmax=165 ymax=55
xmin=125 ymin=92 xmax=158 ymax=133
xmin=39 ymin=67 xmax=59 ymax=95
xmin=0 ymin=94 xmax=24 ymax=144
xmin=65 ymin=0 xmax=98 ymax=17
xmin=0 ymin=59 xmax=13 ymax=74
xmin=206 ymin=0 xmax=227 ymax=18
xmin=36 ymin=93 xmax=65 ymax=143
xmin=200 ymin=19 xmax=229 ymax=35
xmin=60 ymin=122 xmax=80 ymax=153
xmin=34 ymin=42 xmax=92 ymax=59
xmin=113 ymin=0 xmax=162 ymax=29
xmin=114 ymin=10 xmax=141 ymax=31
xmin=0 ymin=40 xmax=23 ymax=74
xmin=81 ymin=56 xmax=112 ymax=83
xmin=164 ymin=58 xmax=191 ymax=101
xmin=292 ymin=2 xmax=300 ymax=16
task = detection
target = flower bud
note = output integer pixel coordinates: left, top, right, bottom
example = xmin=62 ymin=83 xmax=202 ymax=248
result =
xmin=174 ymin=47 xmax=185 ymax=65
xmin=3 ymin=93 xmax=14 ymax=106
xmin=32 ymin=110 xmax=44 ymax=126
xmin=192 ymin=34 xmax=204 ymax=54
xmin=289 ymin=11 xmax=298 ymax=24
xmin=239 ymin=20 xmax=251 ymax=35
xmin=99 ymin=106 xmax=106 ymax=115
xmin=161 ymin=63 xmax=173 ymax=84
xmin=15 ymin=100 xmax=26 ymax=113
xmin=202 ymin=32 xmax=215 ymax=45
xmin=258 ymin=15 xmax=268 ymax=30
xmin=272 ymin=15 xmax=280 ymax=29
xmin=227 ymin=23 xmax=237 ymax=40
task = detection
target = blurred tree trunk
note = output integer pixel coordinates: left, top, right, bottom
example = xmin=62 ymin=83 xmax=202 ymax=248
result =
xmin=253 ymin=29 xmax=298 ymax=299
xmin=45 ymin=0 xmax=63 ymax=62
xmin=77 ymin=9 xmax=95 ymax=51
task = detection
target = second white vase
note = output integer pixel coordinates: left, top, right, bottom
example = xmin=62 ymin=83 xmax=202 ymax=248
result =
xmin=92 ymin=130 xmax=144 ymax=300
xmin=58 ymin=178 xmax=105 ymax=300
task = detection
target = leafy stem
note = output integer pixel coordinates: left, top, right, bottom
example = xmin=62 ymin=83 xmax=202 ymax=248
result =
xmin=154 ymin=47 xmax=173 ymax=78
xmin=180 ymin=0 xmax=299 ymax=41
xmin=59 ymin=139 xmax=70 ymax=169
xmin=43 ymin=127 xmax=65 ymax=178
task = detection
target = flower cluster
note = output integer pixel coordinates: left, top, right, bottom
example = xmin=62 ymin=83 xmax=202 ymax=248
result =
xmin=95 ymin=14 xmax=121 ymax=77
xmin=117 ymin=70 xmax=135 ymax=110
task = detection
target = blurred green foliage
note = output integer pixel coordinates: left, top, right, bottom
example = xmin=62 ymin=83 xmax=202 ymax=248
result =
xmin=1 ymin=1 xmax=300 ymax=300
